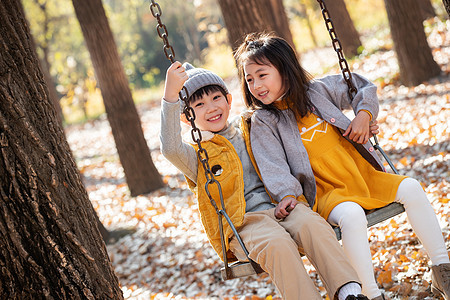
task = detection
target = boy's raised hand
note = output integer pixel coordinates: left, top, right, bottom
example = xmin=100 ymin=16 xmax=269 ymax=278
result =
xmin=343 ymin=110 xmax=371 ymax=144
xmin=275 ymin=196 xmax=297 ymax=219
xmin=163 ymin=61 xmax=189 ymax=102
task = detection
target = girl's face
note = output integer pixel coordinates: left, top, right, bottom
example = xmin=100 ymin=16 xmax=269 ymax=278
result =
xmin=243 ymin=60 xmax=284 ymax=105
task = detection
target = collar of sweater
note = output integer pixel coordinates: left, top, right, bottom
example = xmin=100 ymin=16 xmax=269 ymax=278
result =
xmin=182 ymin=121 xmax=237 ymax=144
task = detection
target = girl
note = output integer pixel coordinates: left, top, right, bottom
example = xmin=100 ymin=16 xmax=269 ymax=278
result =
xmin=234 ymin=33 xmax=449 ymax=300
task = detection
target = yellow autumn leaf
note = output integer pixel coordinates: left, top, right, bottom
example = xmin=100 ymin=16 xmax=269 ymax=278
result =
xmin=399 ymin=254 xmax=409 ymax=262
xmin=377 ymin=270 xmax=392 ymax=284
xmin=399 ymin=156 xmax=409 ymax=166
xmin=389 ymin=219 xmax=399 ymax=229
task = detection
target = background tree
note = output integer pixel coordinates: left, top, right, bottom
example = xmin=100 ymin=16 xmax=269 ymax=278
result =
xmin=106 ymin=0 xmax=202 ymax=88
xmin=216 ymin=0 xmax=295 ymax=52
xmin=0 ymin=0 xmax=122 ymax=298
xmin=21 ymin=0 xmax=64 ymax=125
xmin=383 ymin=0 xmax=441 ymax=86
xmin=417 ymin=0 xmax=436 ymax=20
xmin=298 ymin=3 xmax=318 ymax=48
xmin=270 ymin=0 xmax=295 ymax=45
xmin=22 ymin=0 xmax=94 ymax=123
xmin=71 ymin=0 xmax=164 ymax=196
xmin=323 ymin=0 xmax=362 ymax=57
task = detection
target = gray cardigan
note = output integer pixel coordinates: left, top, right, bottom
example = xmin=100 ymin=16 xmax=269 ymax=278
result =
xmin=160 ymin=99 xmax=274 ymax=213
xmin=250 ymin=73 xmax=385 ymax=208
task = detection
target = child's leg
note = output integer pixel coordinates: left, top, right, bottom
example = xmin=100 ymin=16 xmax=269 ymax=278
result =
xmin=327 ymin=202 xmax=381 ymax=299
xmin=282 ymin=203 xmax=362 ymax=299
xmin=395 ymin=178 xmax=449 ymax=266
xmin=229 ymin=209 xmax=322 ymax=300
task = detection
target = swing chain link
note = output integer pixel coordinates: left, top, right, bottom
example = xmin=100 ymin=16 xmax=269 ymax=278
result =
xmin=149 ymin=0 xmax=226 ymax=214
xmin=316 ymin=0 xmax=399 ymax=175
xmin=149 ymin=1 xmax=175 ymax=63
xmin=316 ymin=0 xmax=357 ymax=100
xmin=149 ymin=1 xmax=258 ymax=277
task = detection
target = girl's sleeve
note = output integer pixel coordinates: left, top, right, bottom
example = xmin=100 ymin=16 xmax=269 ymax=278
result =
xmin=159 ymin=99 xmax=198 ymax=182
xmin=250 ymin=112 xmax=304 ymax=203
xmin=318 ymin=73 xmax=379 ymax=119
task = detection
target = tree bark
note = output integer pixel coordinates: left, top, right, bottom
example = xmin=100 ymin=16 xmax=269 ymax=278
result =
xmin=383 ymin=0 xmax=441 ymax=86
xmin=0 ymin=1 xmax=123 ymax=298
xmin=217 ymin=0 xmax=295 ymax=52
xmin=71 ymin=0 xmax=164 ymax=196
xmin=39 ymin=56 xmax=64 ymax=125
xmin=417 ymin=0 xmax=436 ymax=20
xmin=323 ymin=0 xmax=362 ymax=58
xmin=25 ymin=0 xmax=64 ymax=125
xmin=270 ymin=0 xmax=295 ymax=47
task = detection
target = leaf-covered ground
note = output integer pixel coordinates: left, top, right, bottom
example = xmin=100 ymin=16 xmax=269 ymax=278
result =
xmin=66 ymin=19 xmax=449 ymax=300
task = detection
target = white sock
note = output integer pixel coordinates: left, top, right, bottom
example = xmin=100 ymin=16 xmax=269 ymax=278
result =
xmin=338 ymin=282 xmax=362 ymax=300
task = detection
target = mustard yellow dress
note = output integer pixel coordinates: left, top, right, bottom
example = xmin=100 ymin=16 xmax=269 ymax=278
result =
xmin=298 ymin=113 xmax=407 ymax=220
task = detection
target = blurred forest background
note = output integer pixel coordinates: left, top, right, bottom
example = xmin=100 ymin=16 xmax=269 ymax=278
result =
xmin=22 ymin=0 xmax=446 ymax=124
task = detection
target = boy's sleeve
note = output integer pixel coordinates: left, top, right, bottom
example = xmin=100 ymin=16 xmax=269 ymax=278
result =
xmin=250 ymin=112 xmax=304 ymax=203
xmin=318 ymin=73 xmax=379 ymax=120
xmin=159 ymin=99 xmax=198 ymax=182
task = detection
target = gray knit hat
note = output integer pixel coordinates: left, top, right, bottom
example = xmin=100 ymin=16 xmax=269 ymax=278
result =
xmin=181 ymin=62 xmax=229 ymax=101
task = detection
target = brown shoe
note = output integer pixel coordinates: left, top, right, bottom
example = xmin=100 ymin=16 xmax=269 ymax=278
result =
xmin=431 ymin=263 xmax=450 ymax=300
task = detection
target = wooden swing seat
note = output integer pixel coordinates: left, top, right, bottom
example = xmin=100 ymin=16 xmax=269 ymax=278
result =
xmin=220 ymin=202 xmax=405 ymax=280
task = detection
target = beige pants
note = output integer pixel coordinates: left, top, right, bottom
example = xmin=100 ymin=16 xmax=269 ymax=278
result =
xmin=229 ymin=203 xmax=360 ymax=300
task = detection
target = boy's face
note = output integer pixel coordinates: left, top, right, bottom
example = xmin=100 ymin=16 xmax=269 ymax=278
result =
xmin=190 ymin=91 xmax=232 ymax=133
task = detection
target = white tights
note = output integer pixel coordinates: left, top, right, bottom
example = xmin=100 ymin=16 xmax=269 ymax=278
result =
xmin=327 ymin=178 xmax=449 ymax=299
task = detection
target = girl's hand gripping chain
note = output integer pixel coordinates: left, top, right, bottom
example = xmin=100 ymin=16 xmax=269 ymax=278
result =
xmin=164 ymin=61 xmax=188 ymax=102
xmin=343 ymin=110 xmax=372 ymax=144
xmin=369 ymin=119 xmax=379 ymax=136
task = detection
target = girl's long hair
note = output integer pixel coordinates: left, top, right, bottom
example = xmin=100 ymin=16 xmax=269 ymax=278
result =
xmin=234 ymin=32 xmax=314 ymax=118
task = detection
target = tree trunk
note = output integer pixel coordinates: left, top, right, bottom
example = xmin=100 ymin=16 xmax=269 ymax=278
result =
xmin=25 ymin=0 xmax=64 ymax=125
xmin=217 ymin=0 xmax=295 ymax=52
xmin=0 ymin=1 xmax=123 ymax=298
xmin=443 ymin=0 xmax=450 ymax=16
xmin=383 ymin=0 xmax=441 ymax=86
xmin=417 ymin=0 xmax=436 ymax=20
xmin=270 ymin=0 xmax=295 ymax=47
xmin=300 ymin=3 xmax=318 ymax=48
xmin=323 ymin=0 xmax=362 ymax=58
xmin=39 ymin=56 xmax=64 ymax=125
xmin=71 ymin=0 xmax=164 ymax=196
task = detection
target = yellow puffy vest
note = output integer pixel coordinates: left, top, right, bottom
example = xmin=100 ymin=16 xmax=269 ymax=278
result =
xmin=185 ymin=117 xmax=256 ymax=262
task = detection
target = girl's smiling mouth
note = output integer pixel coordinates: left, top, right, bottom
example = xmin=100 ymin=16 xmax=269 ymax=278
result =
xmin=259 ymin=91 xmax=268 ymax=97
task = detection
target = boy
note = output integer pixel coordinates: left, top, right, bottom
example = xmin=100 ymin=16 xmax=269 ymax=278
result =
xmin=160 ymin=61 xmax=369 ymax=300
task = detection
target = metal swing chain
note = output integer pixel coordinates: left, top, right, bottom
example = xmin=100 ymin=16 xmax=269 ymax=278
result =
xmin=149 ymin=0 xmax=219 ymax=208
xmin=316 ymin=0 xmax=399 ymax=174
xmin=149 ymin=0 xmax=257 ymax=275
xmin=316 ymin=0 xmax=357 ymax=100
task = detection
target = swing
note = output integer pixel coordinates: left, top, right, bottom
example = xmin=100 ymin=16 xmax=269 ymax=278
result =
xmin=150 ymin=0 xmax=405 ymax=281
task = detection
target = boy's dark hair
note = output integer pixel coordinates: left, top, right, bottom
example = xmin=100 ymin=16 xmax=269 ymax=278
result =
xmin=189 ymin=84 xmax=228 ymax=104
xmin=234 ymin=32 xmax=315 ymax=119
